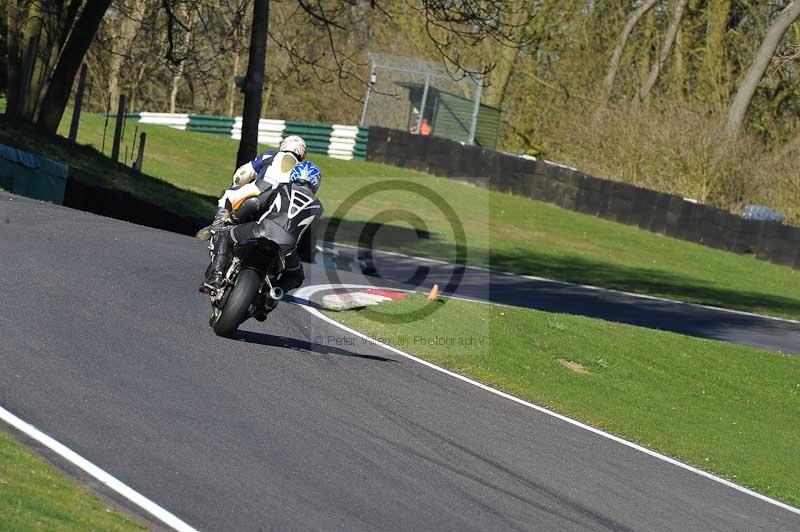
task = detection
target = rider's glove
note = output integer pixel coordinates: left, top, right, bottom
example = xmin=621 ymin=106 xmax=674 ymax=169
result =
xmin=232 ymin=162 xmax=257 ymax=186
xmin=211 ymin=208 xmax=231 ymax=233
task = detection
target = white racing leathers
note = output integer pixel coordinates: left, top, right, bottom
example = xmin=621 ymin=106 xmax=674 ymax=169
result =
xmin=217 ymin=151 xmax=299 ymax=211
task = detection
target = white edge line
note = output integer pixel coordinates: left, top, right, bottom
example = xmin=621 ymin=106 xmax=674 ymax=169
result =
xmin=0 ymin=405 xmax=198 ymax=532
xmin=325 ymin=242 xmax=800 ymax=325
xmin=293 ymin=283 xmax=800 ymax=518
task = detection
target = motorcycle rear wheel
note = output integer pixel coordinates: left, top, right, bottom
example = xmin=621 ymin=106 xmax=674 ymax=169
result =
xmin=212 ymin=268 xmax=261 ymax=338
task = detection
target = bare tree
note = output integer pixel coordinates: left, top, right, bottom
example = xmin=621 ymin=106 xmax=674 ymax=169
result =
xmin=481 ymin=0 xmax=536 ymax=109
xmin=639 ymin=0 xmax=688 ymax=101
xmin=725 ymin=1 xmax=800 ymax=137
xmin=168 ymin=5 xmax=192 ymax=113
xmin=603 ymin=0 xmax=660 ymax=102
xmin=108 ymin=0 xmax=147 ymax=113
xmin=36 ymin=0 xmax=114 ymax=132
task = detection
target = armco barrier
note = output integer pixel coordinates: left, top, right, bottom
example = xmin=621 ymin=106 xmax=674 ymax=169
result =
xmin=187 ymin=115 xmax=235 ymax=136
xmin=119 ymin=113 xmax=366 ymax=160
xmin=231 ymin=118 xmax=285 ymax=146
xmin=283 ymin=121 xmax=333 ymax=154
xmin=365 ymin=127 xmax=800 ymax=270
xmin=138 ymin=112 xmax=190 ymax=129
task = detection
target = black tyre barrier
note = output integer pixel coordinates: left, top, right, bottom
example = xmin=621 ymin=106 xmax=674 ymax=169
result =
xmin=713 ymin=211 xmax=740 ymax=252
xmin=634 ymin=188 xmax=660 ymax=231
xmin=732 ymin=219 xmax=762 ymax=255
xmin=64 ymin=178 xmax=208 ymax=236
xmin=64 ymin=178 xmax=318 ymax=263
xmin=365 ymin=128 xmax=800 ymax=270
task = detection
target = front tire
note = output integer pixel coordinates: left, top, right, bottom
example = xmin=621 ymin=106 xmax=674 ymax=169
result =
xmin=212 ymin=268 xmax=261 ymax=338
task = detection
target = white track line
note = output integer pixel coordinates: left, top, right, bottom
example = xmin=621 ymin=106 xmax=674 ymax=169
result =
xmin=0 ymin=405 xmax=198 ymax=532
xmin=293 ymin=284 xmax=800 ymax=517
xmin=325 ymin=242 xmax=800 ymax=325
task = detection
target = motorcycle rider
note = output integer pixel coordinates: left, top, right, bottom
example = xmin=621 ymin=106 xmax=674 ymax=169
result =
xmin=199 ymin=161 xmax=324 ymax=297
xmin=209 ymin=135 xmax=308 ymax=232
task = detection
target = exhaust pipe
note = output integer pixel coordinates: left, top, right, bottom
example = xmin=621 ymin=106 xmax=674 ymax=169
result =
xmin=269 ymin=286 xmax=284 ymax=301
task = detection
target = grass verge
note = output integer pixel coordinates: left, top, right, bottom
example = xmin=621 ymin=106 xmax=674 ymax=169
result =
xmin=3 ymin=109 xmax=800 ymax=318
xmin=0 ymin=114 xmax=216 ymax=221
xmin=0 ymin=431 xmax=144 ymax=530
xmin=326 ymin=293 xmax=800 ymax=507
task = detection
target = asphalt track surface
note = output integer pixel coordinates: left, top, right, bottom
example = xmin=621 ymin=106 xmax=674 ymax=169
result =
xmin=1 ymin=193 xmax=799 ymax=531
xmin=320 ymin=243 xmax=800 ymax=355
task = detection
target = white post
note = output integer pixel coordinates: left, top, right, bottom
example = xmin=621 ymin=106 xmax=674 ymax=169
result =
xmin=360 ymin=65 xmax=377 ymax=127
xmin=468 ymin=79 xmax=483 ymax=145
xmin=415 ymin=73 xmax=431 ymax=134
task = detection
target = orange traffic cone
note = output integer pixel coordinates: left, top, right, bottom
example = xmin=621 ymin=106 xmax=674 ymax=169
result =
xmin=427 ymin=284 xmax=441 ymax=301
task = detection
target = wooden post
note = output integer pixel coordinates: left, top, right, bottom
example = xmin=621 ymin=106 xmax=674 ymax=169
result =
xmin=101 ymin=95 xmax=110 ymax=154
xmin=111 ymin=94 xmax=126 ymax=162
xmin=130 ymin=125 xmax=138 ymax=165
xmin=133 ymin=132 xmax=146 ymax=172
xmin=68 ymin=64 xmax=88 ymax=142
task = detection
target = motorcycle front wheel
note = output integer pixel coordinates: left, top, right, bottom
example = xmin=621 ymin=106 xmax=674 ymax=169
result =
xmin=212 ymin=268 xmax=261 ymax=338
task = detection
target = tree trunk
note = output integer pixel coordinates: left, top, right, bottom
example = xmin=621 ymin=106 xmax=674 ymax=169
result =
xmin=603 ymin=0 xmax=659 ymax=102
xmin=637 ymin=8 xmax=655 ymax=94
xmin=262 ymin=77 xmax=273 ymax=118
xmin=168 ymin=8 xmax=193 ymax=114
xmin=108 ymin=0 xmax=144 ymax=113
xmin=227 ymin=51 xmax=240 ymax=116
xmin=725 ymin=1 xmax=800 ymax=138
xmin=236 ymin=0 xmax=269 ymax=168
xmin=5 ymin=0 xmax=23 ymax=117
xmin=482 ymin=0 xmax=536 ymax=109
xmin=670 ymin=26 xmax=686 ymax=97
xmin=35 ymin=0 xmax=113 ymax=133
xmin=640 ymin=0 xmax=688 ymax=101
xmin=18 ymin=1 xmax=44 ymax=120
xmin=23 ymin=0 xmax=83 ymax=120
xmin=702 ymin=0 xmax=732 ymax=110
xmin=169 ymin=63 xmax=184 ymax=113
xmin=129 ymin=59 xmax=149 ymax=113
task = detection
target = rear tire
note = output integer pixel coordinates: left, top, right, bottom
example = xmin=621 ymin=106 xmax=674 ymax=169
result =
xmin=212 ymin=268 xmax=261 ymax=338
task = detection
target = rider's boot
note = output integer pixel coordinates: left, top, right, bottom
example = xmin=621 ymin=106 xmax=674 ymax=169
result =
xmin=199 ymin=230 xmax=233 ymax=293
xmin=276 ymin=252 xmax=305 ymax=293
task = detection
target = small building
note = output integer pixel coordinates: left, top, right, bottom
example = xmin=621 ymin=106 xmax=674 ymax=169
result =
xmin=399 ymin=82 xmax=501 ymax=149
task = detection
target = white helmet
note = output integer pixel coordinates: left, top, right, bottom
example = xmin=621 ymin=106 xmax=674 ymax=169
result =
xmin=279 ymin=135 xmax=306 ymax=161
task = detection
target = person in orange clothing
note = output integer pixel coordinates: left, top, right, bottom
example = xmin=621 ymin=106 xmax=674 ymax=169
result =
xmin=419 ymin=117 xmax=432 ymax=136
xmin=409 ymin=114 xmax=432 ymax=136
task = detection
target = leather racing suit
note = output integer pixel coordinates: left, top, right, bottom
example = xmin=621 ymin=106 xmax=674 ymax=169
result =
xmin=202 ymin=180 xmax=323 ymax=294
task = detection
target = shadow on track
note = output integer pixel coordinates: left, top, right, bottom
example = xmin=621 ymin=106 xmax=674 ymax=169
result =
xmin=237 ymin=331 xmax=398 ymax=363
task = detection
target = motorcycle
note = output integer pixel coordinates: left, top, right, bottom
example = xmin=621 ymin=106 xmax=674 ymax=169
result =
xmin=198 ymin=227 xmax=286 ymax=338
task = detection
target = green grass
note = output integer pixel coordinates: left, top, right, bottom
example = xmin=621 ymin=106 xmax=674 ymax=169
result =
xmin=327 ymin=293 xmax=800 ymax=507
xmin=0 ymin=432 xmax=145 ymax=531
xmin=3 ymin=108 xmax=800 ymax=318
xmin=0 ymin=114 xmax=215 ymax=220
xmin=54 ymin=110 xmax=426 ymax=199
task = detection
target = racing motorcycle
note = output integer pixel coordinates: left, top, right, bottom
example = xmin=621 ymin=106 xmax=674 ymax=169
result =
xmin=198 ymin=227 xmax=286 ymax=338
